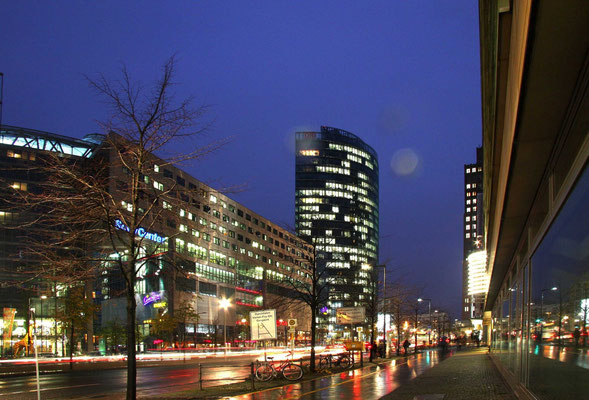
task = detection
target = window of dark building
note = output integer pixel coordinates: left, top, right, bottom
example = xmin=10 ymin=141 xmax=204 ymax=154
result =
xmin=176 ymin=276 xmax=196 ymax=293
xmin=199 ymin=281 xmax=217 ymax=297
xmin=245 ymin=238 xmax=251 ymax=244
xmin=248 ymin=227 xmax=253 ymax=234
xmin=176 ymin=176 xmax=185 ymax=186
xmin=253 ymin=218 xmax=258 ymax=225
xmin=189 ymin=182 xmax=196 ymax=190
xmin=163 ymin=169 xmax=173 ymax=178
xmin=219 ymin=286 xmax=234 ymax=299
xmin=180 ymin=193 xmax=189 ymax=202
xmin=237 ymin=234 xmax=243 ymax=242
xmin=237 ymin=209 xmax=244 ymax=217
xmin=245 ymin=213 xmax=251 ymax=221
xmin=203 ymin=205 xmax=211 ymax=213
xmin=166 ymin=219 xmax=176 ymax=228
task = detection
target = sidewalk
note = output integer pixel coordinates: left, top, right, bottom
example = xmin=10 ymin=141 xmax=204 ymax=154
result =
xmin=380 ymin=348 xmax=516 ymax=400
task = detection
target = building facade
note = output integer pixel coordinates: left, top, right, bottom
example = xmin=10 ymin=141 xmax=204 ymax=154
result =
xmin=480 ymin=1 xmax=589 ymax=399
xmin=0 ymin=125 xmax=313 ymax=356
xmin=462 ymin=147 xmax=487 ymax=322
xmin=295 ymin=126 xmax=379 ymax=331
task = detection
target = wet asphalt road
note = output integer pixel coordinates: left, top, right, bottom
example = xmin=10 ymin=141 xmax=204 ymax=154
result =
xmin=0 ymin=350 xmax=454 ymax=399
xmin=0 ymin=355 xmax=258 ymax=399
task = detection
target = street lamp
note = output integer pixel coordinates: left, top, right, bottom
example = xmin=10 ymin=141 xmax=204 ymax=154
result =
xmin=540 ymin=287 xmax=558 ymax=344
xmin=434 ymin=310 xmax=439 ymax=340
xmin=28 ymin=297 xmax=41 ymax=400
xmin=418 ymin=298 xmax=432 ymax=345
xmin=40 ymin=295 xmax=47 ymax=352
xmin=219 ymin=298 xmax=231 ymax=358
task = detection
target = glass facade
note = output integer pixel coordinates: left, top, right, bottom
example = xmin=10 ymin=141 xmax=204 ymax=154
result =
xmin=491 ymin=165 xmax=589 ymax=399
xmin=295 ymin=126 xmax=379 ymax=324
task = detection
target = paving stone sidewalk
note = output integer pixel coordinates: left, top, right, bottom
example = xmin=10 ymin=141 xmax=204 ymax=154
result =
xmin=380 ymin=348 xmax=516 ymax=400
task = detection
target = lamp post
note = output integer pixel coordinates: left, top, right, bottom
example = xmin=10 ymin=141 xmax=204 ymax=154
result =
xmin=28 ymin=298 xmax=41 ymax=400
xmin=418 ymin=298 xmax=432 ymax=345
xmin=378 ymin=264 xmax=386 ymax=355
xmin=39 ymin=295 xmax=47 ymax=352
xmin=414 ymin=306 xmax=419 ymax=353
xmin=219 ymin=298 xmax=231 ymax=359
xmin=540 ymin=287 xmax=558 ymax=344
xmin=434 ymin=310 xmax=439 ymax=342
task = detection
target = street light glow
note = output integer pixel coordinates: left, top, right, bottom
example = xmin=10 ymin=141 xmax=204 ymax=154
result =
xmin=219 ymin=298 xmax=231 ymax=309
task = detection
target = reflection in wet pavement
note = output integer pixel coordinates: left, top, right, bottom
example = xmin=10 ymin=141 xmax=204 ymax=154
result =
xmin=233 ymin=349 xmax=453 ymax=400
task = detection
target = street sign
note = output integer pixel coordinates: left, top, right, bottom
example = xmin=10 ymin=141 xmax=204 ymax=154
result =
xmin=288 ymin=318 xmax=297 ymax=327
xmin=250 ymin=309 xmax=277 ymax=340
xmin=336 ymin=307 xmax=365 ymax=324
xmin=344 ymin=341 xmax=365 ymax=351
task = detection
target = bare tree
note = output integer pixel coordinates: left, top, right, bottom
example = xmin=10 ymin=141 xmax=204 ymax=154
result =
xmin=55 ymin=286 xmax=98 ymax=368
xmin=3 ymin=56 xmax=226 ymax=399
xmin=283 ymin=247 xmax=329 ymax=373
xmin=383 ymin=281 xmax=420 ymax=355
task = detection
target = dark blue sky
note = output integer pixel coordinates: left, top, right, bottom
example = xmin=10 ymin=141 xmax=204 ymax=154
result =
xmin=1 ymin=1 xmax=481 ymax=316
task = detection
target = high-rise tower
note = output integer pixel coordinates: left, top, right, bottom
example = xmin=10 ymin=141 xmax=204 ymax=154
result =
xmin=295 ymin=126 xmax=379 ymax=326
xmin=462 ymin=147 xmax=486 ymax=321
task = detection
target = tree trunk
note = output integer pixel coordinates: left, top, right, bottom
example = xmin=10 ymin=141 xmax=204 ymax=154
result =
xmin=310 ymin=305 xmax=316 ymax=373
xmin=126 ymin=277 xmax=137 ymax=400
xmin=69 ymin=323 xmax=75 ymax=370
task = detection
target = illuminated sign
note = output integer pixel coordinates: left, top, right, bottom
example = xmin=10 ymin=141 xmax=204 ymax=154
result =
xmin=153 ymin=301 xmax=167 ymax=309
xmin=143 ymin=292 xmax=163 ymax=306
xmin=114 ymin=219 xmax=167 ymax=243
xmin=467 ymin=250 xmax=489 ymax=295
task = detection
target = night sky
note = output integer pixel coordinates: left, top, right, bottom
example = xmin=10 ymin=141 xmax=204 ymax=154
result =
xmin=1 ymin=1 xmax=482 ymax=316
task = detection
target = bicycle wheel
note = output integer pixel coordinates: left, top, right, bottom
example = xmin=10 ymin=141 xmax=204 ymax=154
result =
xmin=338 ymin=356 xmax=351 ymax=369
xmin=255 ymin=364 xmax=274 ymax=381
xmin=282 ymin=363 xmax=303 ymax=381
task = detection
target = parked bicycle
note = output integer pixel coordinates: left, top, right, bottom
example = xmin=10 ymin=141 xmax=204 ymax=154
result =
xmin=255 ymin=356 xmax=304 ymax=381
xmin=318 ymin=352 xmax=351 ymax=370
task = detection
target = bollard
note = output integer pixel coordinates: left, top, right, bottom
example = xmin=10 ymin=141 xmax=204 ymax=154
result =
xmin=250 ymin=362 xmax=255 ymax=390
xmin=199 ymin=364 xmax=203 ymax=390
xmin=360 ymin=350 xmax=363 ymax=367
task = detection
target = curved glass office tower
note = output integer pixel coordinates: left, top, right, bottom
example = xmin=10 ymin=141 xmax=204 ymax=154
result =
xmin=295 ymin=126 xmax=379 ymax=326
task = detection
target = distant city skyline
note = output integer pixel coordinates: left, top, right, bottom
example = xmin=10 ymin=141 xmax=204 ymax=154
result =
xmin=0 ymin=1 xmax=482 ymax=315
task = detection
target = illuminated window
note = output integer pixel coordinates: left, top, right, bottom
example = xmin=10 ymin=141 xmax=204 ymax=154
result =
xmin=121 ymin=201 xmax=133 ymax=212
xmin=154 ymin=164 xmax=160 ymax=172
xmin=299 ymin=149 xmax=320 ymax=156
xmin=11 ymin=182 xmax=27 ymax=191
xmin=153 ymin=181 xmax=164 ymax=191
xmin=162 ymin=201 xmax=172 ymax=210
xmin=210 ymin=195 xmax=217 ymax=203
